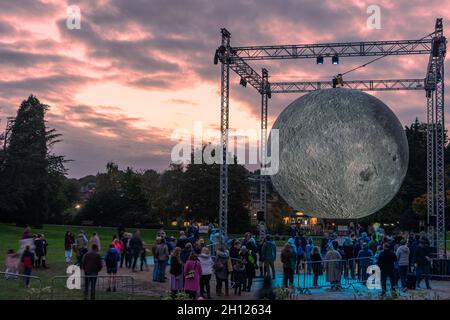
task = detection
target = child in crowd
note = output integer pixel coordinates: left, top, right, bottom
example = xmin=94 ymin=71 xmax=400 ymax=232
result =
xmin=5 ymin=249 xmax=19 ymax=278
xmin=232 ymin=261 xmax=245 ymax=295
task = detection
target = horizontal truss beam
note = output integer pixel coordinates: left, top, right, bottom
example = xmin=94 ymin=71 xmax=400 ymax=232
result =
xmin=233 ymin=39 xmax=433 ymax=60
xmin=271 ymin=79 xmax=425 ymax=93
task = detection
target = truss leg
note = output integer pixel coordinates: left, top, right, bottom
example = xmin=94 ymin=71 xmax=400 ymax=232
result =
xmin=426 ymin=90 xmax=435 ymax=247
xmin=259 ymin=68 xmax=269 ymax=240
xmin=219 ymin=29 xmax=230 ymax=243
xmin=435 ymin=46 xmax=446 ymax=258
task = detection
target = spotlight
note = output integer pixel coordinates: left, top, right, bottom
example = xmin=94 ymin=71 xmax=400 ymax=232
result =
xmin=332 ymin=54 xmax=339 ymax=65
xmin=316 ymin=56 xmax=324 ymax=64
xmin=240 ymin=77 xmax=247 ymax=87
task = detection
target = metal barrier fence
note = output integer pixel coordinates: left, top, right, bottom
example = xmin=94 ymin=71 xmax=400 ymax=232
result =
xmin=299 ymin=259 xmax=349 ymax=293
xmin=0 ymin=272 xmax=43 ymax=300
xmin=297 ymin=256 xmax=450 ymax=294
xmin=50 ymin=275 xmax=135 ymax=300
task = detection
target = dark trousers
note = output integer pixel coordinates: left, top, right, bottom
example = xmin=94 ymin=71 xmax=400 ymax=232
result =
xmin=120 ymin=252 xmax=126 ymax=268
xmin=398 ymin=265 xmax=408 ymax=289
xmin=131 ymin=252 xmax=139 ymax=271
xmin=283 ymin=267 xmax=294 ymax=287
xmin=380 ymin=269 xmax=396 ymax=295
xmin=23 ymin=268 xmax=32 ymax=287
xmin=216 ymin=278 xmax=228 ymax=293
xmin=416 ymin=264 xmax=431 ymax=289
xmin=243 ymin=275 xmax=253 ymax=291
xmin=84 ymin=274 xmax=98 ymax=300
xmin=200 ymin=274 xmax=211 ymax=298
xmin=234 ymin=283 xmax=242 ymax=294
xmin=140 ymin=253 xmax=148 ymax=271
xmin=313 ymin=273 xmax=319 ymax=286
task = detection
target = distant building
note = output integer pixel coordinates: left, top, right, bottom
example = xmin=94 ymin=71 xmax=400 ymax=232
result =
xmin=247 ymin=173 xmax=277 ymax=225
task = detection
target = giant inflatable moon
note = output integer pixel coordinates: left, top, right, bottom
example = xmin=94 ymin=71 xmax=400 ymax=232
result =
xmin=269 ymin=88 xmax=408 ymax=219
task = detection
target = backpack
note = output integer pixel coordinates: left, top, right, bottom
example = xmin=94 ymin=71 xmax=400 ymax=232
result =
xmin=106 ymin=251 xmax=117 ymax=268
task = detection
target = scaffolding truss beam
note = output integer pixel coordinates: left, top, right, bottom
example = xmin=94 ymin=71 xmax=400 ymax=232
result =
xmin=232 ymin=39 xmax=433 ymax=60
xmin=271 ymin=79 xmax=425 ymax=93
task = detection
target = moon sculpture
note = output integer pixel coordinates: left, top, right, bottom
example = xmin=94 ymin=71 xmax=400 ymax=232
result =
xmin=269 ymin=88 xmax=408 ymax=219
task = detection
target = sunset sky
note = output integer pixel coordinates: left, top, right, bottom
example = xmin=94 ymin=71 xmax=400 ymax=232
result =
xmin=0 ymin=0 xmax=449 ymax=178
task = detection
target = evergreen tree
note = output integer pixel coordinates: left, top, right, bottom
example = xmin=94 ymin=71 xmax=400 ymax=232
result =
xmin=0 ymin=95 xmax=67 ymax=227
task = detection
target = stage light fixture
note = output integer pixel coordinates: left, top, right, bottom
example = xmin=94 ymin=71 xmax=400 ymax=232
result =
xmin=332 ymin=54 xmax=339 ymax=64
xmin=316 ymin=56 xmax=324 ymax=64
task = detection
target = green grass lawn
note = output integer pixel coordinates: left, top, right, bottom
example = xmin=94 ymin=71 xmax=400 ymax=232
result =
xmin=0 ymin=223 xmax=177 ymax=300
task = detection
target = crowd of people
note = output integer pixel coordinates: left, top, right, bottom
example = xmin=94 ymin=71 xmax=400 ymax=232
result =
xmin=3 ymin=223 xmax=438 ymax=299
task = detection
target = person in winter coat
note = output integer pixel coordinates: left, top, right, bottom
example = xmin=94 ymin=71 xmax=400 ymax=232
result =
xmin=120 ymin=233 xmax=131 ymax=268
xmin=34 ymin=234 xmax=45 ymax=268
xmin=5 ymin=249 xmax=19 ymax=278
xmin=154 ymin=238 xmax=169 ymax=282
xmin=214 ymin=245 xmax=231 ymax=296
xmin=281 ymin=243 xmax=296 ymax=288
xmin=261 ymin=235 xmax=276 ymax=280
xmin=229 ymin=240 xmax=241 ymax=265
xmin=21 ymin=246 xmax=35 ymax=287
xmin=240 ymin=246 xmax=256 ymax=292
xmin=305 ymin=238 xmax=314 ymax=274
xmin=324 ymin=242 xmax=342 ymax=291
xmin=64 ymin=231 xmax=75 ymax=264
xmin=232 ymin=261 xmax=246 ymax=295
xmin=198 ymin=247 xmax=214 ymax=299
xmin=81 ymin=244 xmax=102 ymax=300
xmin=342 ymin=237 xmax=355 ymax=279
xmin=89 ymin=232 xmax=101 ymax=252
xmin=129 ymin=231 xmax=143 ymax=272
xmin=184 ymin=253 xmax=203 ymax=299
xmin=310 ymin=246 xmax=323 ymax=287
xmin=169 ymin=247 xmax=184 ymax=295
xmin=181 ymin=243 xmax=193 ymax=264
xmin=104 ymin=244 xmax=121 ymax=292
xmin=356 ymin=243 xmax=374 ymax=281
xmin=176 ymin=231 xmax=190 ymax=249
xmin=75 ymin=231 xmax=88 ymax=266
xmin=395 ymin=240 xmax=410 ymax=291
xmin=377 ymin=243 xmax=398 ymax=297
xmin=414 ymin=240 xmax=432 ymax=289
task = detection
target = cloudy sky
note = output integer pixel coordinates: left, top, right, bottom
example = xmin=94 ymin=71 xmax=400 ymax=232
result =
xmin=0 ymin=0 xmax=449 ymax=178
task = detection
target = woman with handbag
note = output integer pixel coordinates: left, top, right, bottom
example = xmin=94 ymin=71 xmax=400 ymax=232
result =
xmin=183 ymin=253 xmax=203 ymax=299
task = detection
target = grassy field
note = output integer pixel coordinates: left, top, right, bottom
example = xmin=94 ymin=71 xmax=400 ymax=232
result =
xmin=0 ymin=223 xmax=178 ymax=300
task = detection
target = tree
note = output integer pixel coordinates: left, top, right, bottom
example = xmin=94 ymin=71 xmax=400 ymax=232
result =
xmin=181 ymin=145 xmax=251 ymax=233
xmin=0 ymin=95 xmax=68 ymax=227
xmin=78 ymin=163 xmax=156 ymax=227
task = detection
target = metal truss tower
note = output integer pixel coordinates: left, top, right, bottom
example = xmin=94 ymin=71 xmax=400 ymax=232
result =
xmin=215 ymin=19 xmax=446 ymax=253
xmin=218 ymin=28 xmax=230 ymax=241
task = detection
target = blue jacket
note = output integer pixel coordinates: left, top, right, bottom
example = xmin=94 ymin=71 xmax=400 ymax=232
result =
xmin=105 ymin=248 xmax=121 ymax=267
xmin=287 ymin=238 xmax=298 ymax=257
xmin=262 ymin=240 xmax=277 ymax=262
